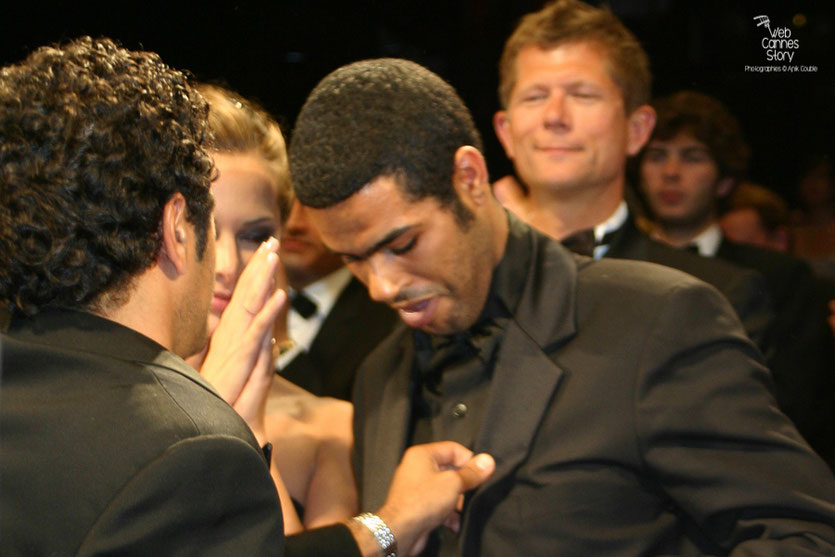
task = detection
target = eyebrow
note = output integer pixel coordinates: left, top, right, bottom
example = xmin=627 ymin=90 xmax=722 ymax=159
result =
xmin=242 ymin=216 xmax=278 ymax=227
xmin=647 ymin=143 xmax=710 ymax=153
xmin=336 ymin=225 xmax=414 ymax=261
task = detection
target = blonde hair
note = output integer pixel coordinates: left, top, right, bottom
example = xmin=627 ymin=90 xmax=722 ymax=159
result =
xmin=198 ymin=83 xmax=293 ymax=219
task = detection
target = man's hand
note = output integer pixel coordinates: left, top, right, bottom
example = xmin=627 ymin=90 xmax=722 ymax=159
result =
xmin=199 ymin=237 xmax=287 ymax=442
xmin=353 ymin=442 xmax=494 ymax=556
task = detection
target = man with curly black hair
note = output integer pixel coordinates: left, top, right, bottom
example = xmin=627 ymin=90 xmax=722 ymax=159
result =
xmin=0 ymin=37 xmax=495 ymax=556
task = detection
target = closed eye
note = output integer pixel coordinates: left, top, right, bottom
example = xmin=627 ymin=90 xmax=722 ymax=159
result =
xmin=238 ymin=225 xmax=277 ymax=246
xmin=391 ymin=236 xmax=417 ymax=255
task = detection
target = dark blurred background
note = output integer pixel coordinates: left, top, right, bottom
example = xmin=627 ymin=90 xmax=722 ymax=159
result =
xmin=2 ymin=0 xmax=832 ymax=207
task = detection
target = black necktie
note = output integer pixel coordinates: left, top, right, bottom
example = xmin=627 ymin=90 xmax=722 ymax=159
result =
xmin=290 ymin=292 xmax=317 ymax=318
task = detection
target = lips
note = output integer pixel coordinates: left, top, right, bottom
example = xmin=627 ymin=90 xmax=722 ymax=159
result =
xmin=658 ymin=190 xmax=685 ymax=204
xmin=536 ymin=144 xmax=582 ymax=157
xmin=396 ymin=297 xmax=438 ymax=330
xmin=211 ymin=293 xmax=231 ymax=314
xmin=279 ymin=237 xmax=309 ymax=253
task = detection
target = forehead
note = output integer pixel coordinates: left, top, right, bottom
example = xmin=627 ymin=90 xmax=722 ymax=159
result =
xmin=648 ymin=132 xmax=710 ymax=149
xmin=305 ymin=176 xmax=438 ymax=253
xmin=211 ymin=152 xmax=279 ymax=214
xmin=512 ymin=41 xmax=620 ymax=92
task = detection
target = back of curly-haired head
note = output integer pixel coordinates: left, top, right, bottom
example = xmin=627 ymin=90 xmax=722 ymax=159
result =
xmin=289 ymin=58 xmax=484 ymax=214
xmin=0 ymin=37 xmax=214 ymax=317
xmin=198 ymin=83 xmax=293 ymax=221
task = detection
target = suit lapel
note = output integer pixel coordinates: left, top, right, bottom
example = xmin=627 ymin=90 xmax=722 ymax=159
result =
xmin=473 ymin=322 xmax=566 ymax=485
xmin=465 ymin=230 xmax=579 ymax=527
xmin=606 ymin=216 xmax=650 ymax=260
xmin=148 ymin=349 xmax=222 ymax=397
xmin=360 ymin=332 xmax=415 ymax=510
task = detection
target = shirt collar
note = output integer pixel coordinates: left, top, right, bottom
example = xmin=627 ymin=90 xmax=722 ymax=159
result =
xmin=292 ymin=266 xmax=353 ymax=319
xmin=592 ymin=200 xmax=628 ymax=259
xmin=690 ymin=223 xmax=723 ymax=257
xmin=477 ymin=211 xmax=532 ymax=322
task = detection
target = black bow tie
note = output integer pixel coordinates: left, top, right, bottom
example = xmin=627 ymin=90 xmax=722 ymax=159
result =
xmin=561 ymin=228 xmax=619 ymax=256
xmin=561 ymin=228 xmax=596 ymax=256
xmin=413 ymin=320 xmax=502 ymax=392
xmin=290 ymin=291 xmax=317 ymax=318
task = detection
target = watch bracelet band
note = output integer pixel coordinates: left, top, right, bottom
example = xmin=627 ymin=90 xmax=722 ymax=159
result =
xmin=352 ymin=512 xmax=397 ymax=557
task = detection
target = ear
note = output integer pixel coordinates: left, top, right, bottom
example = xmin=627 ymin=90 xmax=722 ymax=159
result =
xmin=715 ymin=177 xmax=736 ymax=199
xmin=493 ymin=110 xmax=516 ymax=159
xmin=625 ymin=105 xmax=657 ymax=156
xmin=452 ymin=146 xmax=491 ymax=208
xmin=159 ymin=192 xmax=190 ymax=276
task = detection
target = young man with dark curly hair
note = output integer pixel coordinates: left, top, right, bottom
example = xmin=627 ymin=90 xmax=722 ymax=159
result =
xmin=288 ymin=56 xmax=835 ymax=556
xmin=0 ymin=37 xmax=494 ymax=557
xmin=638 ymin=90 xmax=835 ymax=468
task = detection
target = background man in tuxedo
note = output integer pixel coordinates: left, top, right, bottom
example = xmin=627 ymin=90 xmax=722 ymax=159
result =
xmin=637 ymin=89 xmax=835 ymax=468
xmin=490 ymin=0 xmax=774 ymax=348
xmin=288 ymin=55 xmax=835 ymax=556
xmin=0 ymin=36 xmax=494 ymax=557
xmin=278 ymin=198 xmax=397 ymax=400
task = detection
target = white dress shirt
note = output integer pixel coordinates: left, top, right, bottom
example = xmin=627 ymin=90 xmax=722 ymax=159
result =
xmin=688 ymin=223 xmax=723 ymax=257
xmin=592 ymin=201 xmax=629 ymax=260
xmin=276 ymin=266 xmax=353 ymax=371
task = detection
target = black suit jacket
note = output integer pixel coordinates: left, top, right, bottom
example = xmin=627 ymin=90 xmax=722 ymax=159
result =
xmin=281 ymin=276 xmax=397 ymax=400
xmin=354 ymin=218 xmax=835 ymax=556
xmin=0 ymin=309 xmax=357 ymax=557
xmin=716 ymin=238 xmax=835 ymax=467
xmin=606 ymin=216 xmax=774 ymax=347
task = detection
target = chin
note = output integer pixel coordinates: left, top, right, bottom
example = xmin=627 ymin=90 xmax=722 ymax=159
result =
xmin=207 ymin=313 xmax=221 ymax=337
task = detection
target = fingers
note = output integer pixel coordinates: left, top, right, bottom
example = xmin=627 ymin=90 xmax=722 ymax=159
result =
xmin=231 ymin=330 xmax=275 ymax=444
xmin=455 ymin=453 xmax=495 ymax=492
xmin=377 ymin=442 xmax=494 ymax=556
xmin=248 ymin=288 xmax=288 ymax=346
xmin=399 ymin=441 xmax=495 ymax=489
xmin=407 ymin=440 xmax=473 ymax=470
xmin=199 ymin=238 xmax=287 ymax=406
xmin=233 ymin=238 xmax=280 ymax=317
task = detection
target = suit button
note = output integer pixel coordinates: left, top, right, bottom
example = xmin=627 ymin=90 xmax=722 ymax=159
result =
xmin=452 ymin=402 xmax=468 ymax=418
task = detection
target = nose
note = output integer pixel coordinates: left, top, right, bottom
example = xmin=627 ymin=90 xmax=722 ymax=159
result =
xmin=662 ymin=155 xmax=681 ymax=179
xmin=214 ymin=234 xmax=242 ymax=286
xmin=282 ymin=201 xmax=306 ymax=235
xmin=543 ymin=92 xmax=569 ymax=130
xmin=364 ymin=258 xmax=404 ymax=304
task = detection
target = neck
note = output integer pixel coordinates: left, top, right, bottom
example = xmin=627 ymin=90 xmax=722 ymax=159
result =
xmin=97 ymin=266 xmax=182 ymax=356
xmin=285 ymin=262 xmax=344 ymax=291
xmin=491 ymin=200 xmax=510 ymax=264
xmin=524 ymin=180 xmax=623 ymax=241
xmin=653 ymin=217 xmax=716 ymax=248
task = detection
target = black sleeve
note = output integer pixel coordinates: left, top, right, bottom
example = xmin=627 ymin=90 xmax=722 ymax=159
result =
xmin=286 ymin=523 xmax=362 ymax=557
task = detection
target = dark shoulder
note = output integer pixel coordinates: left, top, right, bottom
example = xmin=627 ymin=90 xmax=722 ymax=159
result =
xmin=718 ymin=240 xmax=815 ymax=281
xmin=577 ymin=256 xmax=714 ymax=302
xmin=355 ymin=320 xmax=411 ymax=377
